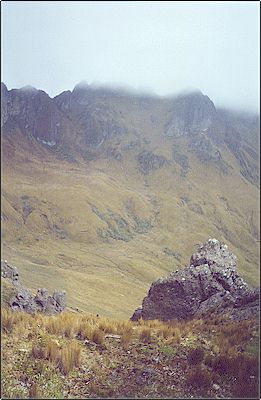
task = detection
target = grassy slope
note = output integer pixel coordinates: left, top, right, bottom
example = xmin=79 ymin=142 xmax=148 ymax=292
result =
xmin=1 ymin=98 xmax=259 ymax=318
xmin=1 ymin=307 xmax=259 ymax=399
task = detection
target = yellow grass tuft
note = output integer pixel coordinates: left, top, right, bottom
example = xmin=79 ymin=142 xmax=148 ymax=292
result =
xmin=121 ymin=326 xmax=133 ymax=349
xmin=58 ymin=341 xmax=82 ymax=375
xmin=92 ymin=328 xmax=105 ymax=345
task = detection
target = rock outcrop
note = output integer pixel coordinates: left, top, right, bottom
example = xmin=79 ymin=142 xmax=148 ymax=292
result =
xmin=9 ymin=288 xmax=67 ymax=314
xmin=1 ymin=260 xmax=66 ymax=314
xmin=1 ymin=260 xmax=20 ymax=285
xmin=131 ymin=239 xmax=259 ymax=322
xmin=137 ymin=151 xmax=168 ymax=174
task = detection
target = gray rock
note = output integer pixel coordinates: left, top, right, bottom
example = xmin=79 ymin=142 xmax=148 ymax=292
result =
xmin=1 ymin=260 xmax=20 ymax=284
xmin=9 ymin=287 xmax=66 ymax=315
xmin=52 ymin=290 xmax=67 ymax=313
xmin=132 ymin=239 xmax=259 ymax=321
xmin=9 ymin=288 xmax=37 ymax=313
xmin=2 ymin=259 xmax=66 ymax=314
xmin=131 ymin=307 xmax=143 ymax=321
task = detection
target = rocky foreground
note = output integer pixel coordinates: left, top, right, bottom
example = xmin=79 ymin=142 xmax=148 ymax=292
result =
xmin=132 ymin=239 xmax=259 ymax=322
xmin=1 ymin=239 xmax=260 ymax=399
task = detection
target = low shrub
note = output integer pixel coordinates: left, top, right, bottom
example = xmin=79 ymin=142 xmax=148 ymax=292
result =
xmin=31 ymin=344 xmax=45 ymax=360
xmin=139 ymin=327 xmax=151 ymax=343
xmin=187 ymin=347 xmax=204 ymax=365
xmin=212 ymin=355 xmax=230 ymax=375
xmin=160 ymin=345 xmax=176 ymax=357
xmin=92 ymin=328 xmax=105 ymax=345
xmin=186 ymin=367 xmax=212 ymax=388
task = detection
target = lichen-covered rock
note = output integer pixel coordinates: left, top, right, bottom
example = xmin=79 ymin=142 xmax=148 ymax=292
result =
xmin=190 ymin=238 xmax=237 ymax=270
xmin=132 ymin=239 xmax=259 ymax=322
xmin=9 ymin=288 xmax=37 ymax=313
xmin=9 ymin=287 xmax=67 ymax=315
xmin=1 ymin=260 xmax=20 ymax=285
xmin=52 ymin=290 xmax=67 ymax=313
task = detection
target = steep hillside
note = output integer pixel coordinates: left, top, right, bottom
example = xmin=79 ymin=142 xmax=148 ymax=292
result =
xmin=1 ymin=82 xmax=260 ymax=318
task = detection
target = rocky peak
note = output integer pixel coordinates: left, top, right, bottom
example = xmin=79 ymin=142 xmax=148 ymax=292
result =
xmin=165 ymin=91 xmax=216 ymax=137
xmin=131 ymin=239 xmax=259 ymax=322
xmin=1 ymin=84 xmax=66 ymax=145
xmin=190 ymin=238 xmax=237 ymax=270
xmin=19 ymin=85 xmax=39 ymax=94
xmin=1 ymin=82 xmax=8 ymax=95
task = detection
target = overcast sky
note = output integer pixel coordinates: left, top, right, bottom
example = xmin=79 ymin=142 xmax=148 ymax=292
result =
xmin=1 ymin=1 xmax=260 ymax=111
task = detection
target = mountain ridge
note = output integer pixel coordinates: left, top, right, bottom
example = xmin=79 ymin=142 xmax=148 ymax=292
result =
xmin=1 ymin=81 xmax=259 ymax=317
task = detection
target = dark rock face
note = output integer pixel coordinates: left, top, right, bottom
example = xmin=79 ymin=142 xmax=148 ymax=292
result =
xmin=131 ymin=239 xmax=259 ymax=322
xmin=1 ymin=259 xmax=66 ymax=314
xmin=137 ymin=151 xmax=168 ymax=174
xmin=1 ymin=85 xmax=65 ymax=145
xmin=189 ymin=134 xmax=231 ymax=175
xmin=130 ymin=307 xmax=143 ymax=321
xmin=2 ymin=83 xmax=259 ymax=186
xmin=165 ymin=92 xmax=216 ymax=138
xmin=106 ymin=147 xmax=123 ymax=161
xmin=54 ymin=84 xmax=128 ymax=148
xmin=172 ymin=149 xmax=190 ymax=177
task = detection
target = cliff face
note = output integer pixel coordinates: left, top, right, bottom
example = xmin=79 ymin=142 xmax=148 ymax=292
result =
xmin=2 ymin=82 xmax=259 ymax=185
xmin=1 ymin=84 xmax=65 ymax=144
xmin=164 ymin=91 xmax=216 ymax=138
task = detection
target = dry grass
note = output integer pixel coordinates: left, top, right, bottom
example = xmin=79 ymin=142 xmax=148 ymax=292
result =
xmin=98 ymin=318 xmax=117 ymax=334
xmin=29 ymin=383 xmax=42 ymax=399
xmin=139 ymin=327 xmax=152 ymax=343
xmin=92 ymin=328 xmax=105 ymax=345
xmin=1 ymin=304 xmax=260 ymax=399
xmin=2 ymin=115 xmax=259 ymax=321
xmin=2 ymin=308 xmax=29 ymax=333
xmin=31 ymin=337 xmax=81 ymax=375
xmin=45 ymin=312 xmax=81 ymax=337
xmin=58 ymin=341 xmax=82 ymax=375
xmin=121 ymin=327 xmax=133 ymax=349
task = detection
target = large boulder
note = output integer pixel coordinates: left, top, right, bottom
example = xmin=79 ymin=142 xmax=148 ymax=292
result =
xmin=9 ymin=287 xmax=67 ymax=314
xmin=9 ymin=288 xmax=37 ymax=313
xmin=131 ymin=239 xmax=259 ymax=322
